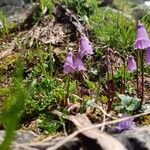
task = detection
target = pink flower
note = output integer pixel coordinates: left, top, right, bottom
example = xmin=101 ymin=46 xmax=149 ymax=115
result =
xmin=78 ymin=36 xmax=93 ymax=58
xmin=63 ymin=52 xmax=75 ymax=74
xmin=74 ymin=54 xmax=86 ymax=71
xmin=134 ymin=21 xmax=150 ymax=50
xmin=146 ymin=47 xmax=150 ymax=65
xmin=127 ymin=55 xmax=137 ymax=72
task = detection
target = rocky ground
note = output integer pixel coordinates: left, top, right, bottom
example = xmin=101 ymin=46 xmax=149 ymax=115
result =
xmin=0 ymin=116 xmax=149 ymax=150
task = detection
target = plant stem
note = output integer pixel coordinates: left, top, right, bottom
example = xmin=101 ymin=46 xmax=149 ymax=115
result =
xmin=75 ymin=73 xmax=79 ymax=96
xmin=105 ymin=49 xmax=111 ymax=112
xmin=95 ymin=75 xmax=101 ymax=104
xmin=123 ymin=57 xmax=126 ymax=94
xmin=140 ymin=50 xmax=144 ymax=107
xmin=136 ymin=50 xmax=139 ymax=98
xmin=65 ymin=75 xmax=70 ymax=105
xmin=107 ymin=56 xmax=115 ymax=113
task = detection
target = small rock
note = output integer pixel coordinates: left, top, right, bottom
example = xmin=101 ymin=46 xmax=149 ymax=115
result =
xmin=0 ymin=0 xmax=25 ymax=15
xmin=126 ymin=0 xmax=149 ymax=5
xmin=0 ymin=0 xmax=34 ymax=25
xmin=0 ymin=130 xmax=5 ymax=143
xmin=15 ymin=130 xmax=38 ymax=144
xmin=122 ymin=126 xmax=150 ymax=149
xmin=0 ymin=130 xmax=38 ymax=144
xmin=132 ymin=4 xmax=150 ymax=20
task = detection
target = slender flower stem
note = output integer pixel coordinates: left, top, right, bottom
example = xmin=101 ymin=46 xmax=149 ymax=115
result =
xmin=136 ymin=50 xmax=139 ymax=98
xmin=93 ymin=73 xmax=101 ymax=113
xmin=106 ymin=50 xmax=110 ymax=82
xmin=95 ymin=75 xmax=101 ymax=104
xmin=107 ymin=55 xmax=115 ymax=113
xmin=120 ymin=76 xmax=122 ymax=94
xmin=76 ymin=73 xmax=79 ymax=96
xmin=107 ymin=62 xmax=115 ymax=112
xmin=123 ymin=57 xmax=126 ymax=94
xmin=140 ymin=50 xmax=144 ymax=107
xmin=105 ymin=49 xmax=111 ymax=112
xmin=65 ymin=75 xmax=70 ymax=105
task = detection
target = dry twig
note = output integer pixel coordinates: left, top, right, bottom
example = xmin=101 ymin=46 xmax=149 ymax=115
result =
xmin=93 ymin=103 xmax=118 ymax=120
xmin=48 ymin=111 xmax=150 ymax=150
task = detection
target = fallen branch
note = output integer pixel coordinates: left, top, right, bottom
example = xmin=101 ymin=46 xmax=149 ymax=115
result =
xmin=68 ymin=114 xmax=127 ymax=150
xmin=48 ymin=111 xmax=150 ymax=150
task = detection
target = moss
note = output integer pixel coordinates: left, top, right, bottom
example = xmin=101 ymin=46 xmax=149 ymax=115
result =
xmin=140 ymin=115 xmax=150 ymax=125
xmin=0 ymin=53 xmax=20 ymax=71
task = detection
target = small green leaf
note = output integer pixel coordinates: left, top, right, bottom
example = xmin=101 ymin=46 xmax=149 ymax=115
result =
xmin=114 ymin=105 xmax=124 ymax=111
xmin=125 ymin=100 xmax=140 ymax=111
xmin=117 ymin=94 xmax=140 ymax=112
xmin=85 ymin=80 xmax=96 ymax=90
xmin=101 ymin=95 xmax=108 ymax=104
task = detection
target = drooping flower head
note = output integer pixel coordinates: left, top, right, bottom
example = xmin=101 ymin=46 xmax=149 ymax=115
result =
xmin=127 ymin=55 xmax=137 ymax=72
xmin=115 ymin=114 xmax=135 ymax=133
xmin=146 ymin=47 xmax=150 ymax=65
xmin=63 ymin=52 xmax=75 ymax=74
xmin=78 ymin=36 xmax=93 ymax=58
xmin=134 ymin=21 xmax=150 ymax=50
xmin=74 ymin=54 xmax=86 ymax=71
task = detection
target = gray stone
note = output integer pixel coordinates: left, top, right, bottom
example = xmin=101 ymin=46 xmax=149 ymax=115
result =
xmin=126 ymin=0 xmax=150 ymax=5
xmin=7 ymin=4 xmax=34 ymax=24
xmin=122 ymin=126 xmax=150 ymax=149
xmin=15 ymin=130 xmax=38 ymax=144
xmin=132 ymin=4 xmax=150 ymax=20
xmin=0 ymin=0 xmax=33 ymax=24
xmin=0 ymin=130 xmax=38 ymax=144
xmin=0 ymin=0 xmax=25 ymax=16
xmin=0 ymin=0 xmax=25 ymax=8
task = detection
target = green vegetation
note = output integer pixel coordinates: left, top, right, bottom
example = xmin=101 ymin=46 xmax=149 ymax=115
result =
xmin=0 ymin=0 xmax=150 ymax=149
xmin=0 ymin=62 xmax=26 ymax=150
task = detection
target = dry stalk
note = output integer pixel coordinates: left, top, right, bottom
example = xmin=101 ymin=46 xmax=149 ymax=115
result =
xmin=48 ymin=111 xmax=150 ymax=150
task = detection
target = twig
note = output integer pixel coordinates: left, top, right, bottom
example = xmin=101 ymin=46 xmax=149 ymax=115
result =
xmin=17 ymin=145 xmax=37 ymax=150
xmin=93 ymin=103 xmax=118 ymax=120
xmin=53 ymin=120 xmax=68 ymax=137
xmin=48 ymin=111 xmax=150 ymax=150
xmin=18 ymin=142 xmax=52 ymax=149
xmin=101 ymin=112 xmax=106 ymax=132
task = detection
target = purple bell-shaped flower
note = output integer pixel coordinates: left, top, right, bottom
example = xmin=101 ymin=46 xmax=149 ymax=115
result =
xmin=146 ymin=47 xmax=150 ymax=65
xmin=78 ymin=36 xmax=93 ymax=58
xmin=134 ymin=21 xmax=150 ymax=50
xmin=63 ymin=52 xmax=75 ymax=74
xmin=115 ymin=114 xmax=135 ymax=133
xmin=74 ymin=54 xmax=86 ymax=71
xmin=127 ymin=55 xmax=137 ymax=72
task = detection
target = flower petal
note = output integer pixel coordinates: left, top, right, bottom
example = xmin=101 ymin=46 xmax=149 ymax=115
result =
xmin=127 ymin=55 xmax=137 ymax=72
xmin=134 ymin=22 xmax=150 ymax=50
xmin=63 ymin=52 xmax=75 ymax=74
